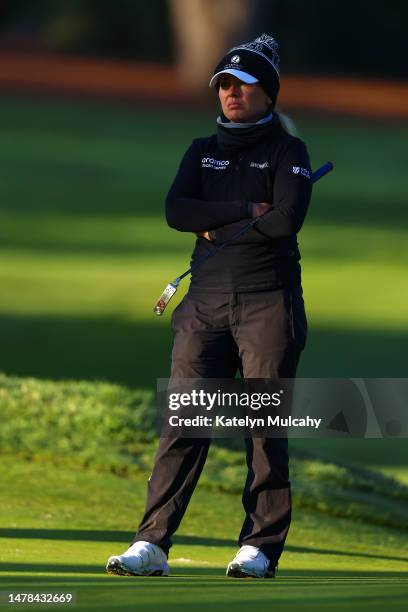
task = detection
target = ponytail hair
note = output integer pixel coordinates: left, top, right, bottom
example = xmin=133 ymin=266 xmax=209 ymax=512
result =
xmin=274 ymin=109 xmax=298 ymax=136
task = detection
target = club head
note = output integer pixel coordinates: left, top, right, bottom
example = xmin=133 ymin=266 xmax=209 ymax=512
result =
xmin=153 ymin=282 xmax=178 ymax=316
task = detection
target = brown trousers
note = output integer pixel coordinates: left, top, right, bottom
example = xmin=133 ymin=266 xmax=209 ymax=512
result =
xmin=132 ymin=285 xmax=307 ymax=568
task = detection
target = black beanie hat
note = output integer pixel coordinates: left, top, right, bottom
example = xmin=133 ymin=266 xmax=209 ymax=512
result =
xmin=209 ymin=33 xmax=280 ymax=103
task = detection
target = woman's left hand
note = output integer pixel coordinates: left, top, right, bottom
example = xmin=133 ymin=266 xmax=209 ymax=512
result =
xmin=196 ymin=231 xmax=211 ymax=240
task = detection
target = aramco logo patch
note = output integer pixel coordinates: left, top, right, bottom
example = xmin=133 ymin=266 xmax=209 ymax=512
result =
xmin=202 ymin=157 xmax=230 ymax=170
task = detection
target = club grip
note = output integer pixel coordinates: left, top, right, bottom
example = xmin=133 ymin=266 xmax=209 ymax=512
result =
xmin=311 ymin=161 xmax=334 ymax=183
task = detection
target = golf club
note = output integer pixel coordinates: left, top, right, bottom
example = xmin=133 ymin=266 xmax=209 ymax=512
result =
xmin=153 ymin=161 xmax=334 ymax=315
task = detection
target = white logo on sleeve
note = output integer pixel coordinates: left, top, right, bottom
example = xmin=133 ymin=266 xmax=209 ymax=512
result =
xmin=293 ymin=166 xmax=310 ymax=178
xmin=231 ymin=55 xmax=240 ymax=63
xmin=202 ymin=157 xmax=230 ymax=170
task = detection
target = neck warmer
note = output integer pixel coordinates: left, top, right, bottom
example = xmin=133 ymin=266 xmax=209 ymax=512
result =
xmin=216 ymin=111 xmax=280 ymax=153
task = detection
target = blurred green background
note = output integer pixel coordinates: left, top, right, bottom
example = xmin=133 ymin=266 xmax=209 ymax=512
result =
xmin=0 ymin=0 xmax=406 ymax=78
xmin=0 ymin=97 xmax=406 ymax=389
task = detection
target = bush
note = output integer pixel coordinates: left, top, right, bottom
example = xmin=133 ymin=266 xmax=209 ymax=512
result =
xmin=0 ymin=372 xmax=156 ymax=471
xmin=1 ymin=371 xmax=408 ymax=530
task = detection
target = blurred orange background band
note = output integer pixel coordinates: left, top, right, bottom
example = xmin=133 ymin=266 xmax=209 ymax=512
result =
xmin=0 ymin=52 xmax=407 ymax=119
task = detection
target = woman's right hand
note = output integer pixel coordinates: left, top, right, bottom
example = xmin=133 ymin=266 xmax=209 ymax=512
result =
xmin=251 ymin=202 xmax=273 ymax=218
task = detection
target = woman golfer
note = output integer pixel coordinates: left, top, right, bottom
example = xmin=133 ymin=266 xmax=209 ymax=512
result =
xmin=107 ymin=33 xmax=312 ymax=578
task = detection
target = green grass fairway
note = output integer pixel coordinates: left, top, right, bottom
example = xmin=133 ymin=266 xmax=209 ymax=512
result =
xmin=0 ymin=97 xmax=407 ymax=610
xmin=1 ymin=456 xmax=407 ymax=611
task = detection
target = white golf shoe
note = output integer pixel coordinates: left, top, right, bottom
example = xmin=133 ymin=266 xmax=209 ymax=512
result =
xmin=226 ymin=545 xmax=275 ymax=578
xmin=106 ymin=541 xmax=170 ymax=576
